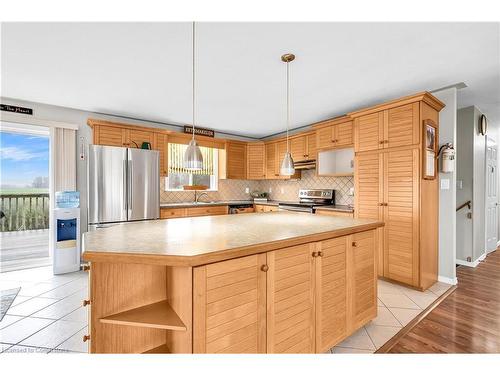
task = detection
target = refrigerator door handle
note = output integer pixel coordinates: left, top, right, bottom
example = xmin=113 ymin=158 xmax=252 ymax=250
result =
xmin=128 ymin=160 xmax=133 ymax=211
xmin=123 ymin=159 xmax=128 ymax=211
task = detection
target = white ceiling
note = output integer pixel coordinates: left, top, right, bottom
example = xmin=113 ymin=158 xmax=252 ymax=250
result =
xmin=1 ymin=22 xmax=499 ymax=137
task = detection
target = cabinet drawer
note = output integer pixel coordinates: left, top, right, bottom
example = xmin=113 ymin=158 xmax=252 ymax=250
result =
xmin=186 ymin=205 xmax=228 ymax=217
xmin=160 ymin=208 xmax=186 ymax=219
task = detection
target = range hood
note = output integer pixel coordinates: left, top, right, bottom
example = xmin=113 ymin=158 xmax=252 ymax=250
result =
xmin=294 ymin=159 xmax=316 ymax=170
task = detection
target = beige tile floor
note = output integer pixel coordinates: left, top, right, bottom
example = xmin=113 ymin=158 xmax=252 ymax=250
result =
xmin=0 ymin=266 xmax=451 ymax=354
xmin=330 ymin=279 xmax=452 ymax=353
xmin=0 ymin=266 xmax=88 ymax=354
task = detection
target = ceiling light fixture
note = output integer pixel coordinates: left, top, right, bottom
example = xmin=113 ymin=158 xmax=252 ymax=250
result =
xmin=184 ymin=21 xmax=203 ymax=170
xmin=280 ymin=53 xmax=295 ymax=176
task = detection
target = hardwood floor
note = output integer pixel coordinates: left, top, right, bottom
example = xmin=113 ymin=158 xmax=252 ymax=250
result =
xmin=388 ymin=250 xmax=500 ymax=353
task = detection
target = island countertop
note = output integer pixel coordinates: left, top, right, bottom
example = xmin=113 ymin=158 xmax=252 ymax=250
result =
xmin=82 ymin=211 xmax=383 ymax=267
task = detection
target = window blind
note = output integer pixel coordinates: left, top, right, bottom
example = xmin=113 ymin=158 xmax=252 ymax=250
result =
xmin=168 ymin=143 xmax=215 ymax=175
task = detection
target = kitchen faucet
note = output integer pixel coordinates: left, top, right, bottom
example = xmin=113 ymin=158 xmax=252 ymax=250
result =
xmin=194 ymin=191 xmax=210 ymax=203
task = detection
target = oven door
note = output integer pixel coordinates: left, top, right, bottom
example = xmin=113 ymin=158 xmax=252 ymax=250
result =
xmin=278 ymin=204 xmax=314 ymax=213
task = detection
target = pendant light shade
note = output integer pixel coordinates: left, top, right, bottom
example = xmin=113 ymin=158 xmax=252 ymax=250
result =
xmin=184 ymin=138 xmax=203 ymax=170
xmin=184 ymin=21 xmax=203 ymax=170
xmin=280 ymin=53 xmax=295 ymax=176
xmin=280 ymin=151 xmax=295 ymax=175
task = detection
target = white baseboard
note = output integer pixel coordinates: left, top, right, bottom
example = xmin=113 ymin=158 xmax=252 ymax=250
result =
xmin=456 ymin=252 xmax=487 ymax=268
xmin=438 ymin=276 xmax=458 ymax=285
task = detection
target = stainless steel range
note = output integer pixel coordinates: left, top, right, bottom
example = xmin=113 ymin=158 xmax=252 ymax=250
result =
xmin=278 ymin=189 xmax=335 ymax=213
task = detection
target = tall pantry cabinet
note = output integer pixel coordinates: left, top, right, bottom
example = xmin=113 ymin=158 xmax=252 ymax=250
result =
xmin=351 ymin=92 xmax=445 ymax=290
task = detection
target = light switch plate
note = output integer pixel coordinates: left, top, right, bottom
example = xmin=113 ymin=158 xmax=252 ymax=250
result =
xmin=440 ymin=179 xmax=450 ymax=190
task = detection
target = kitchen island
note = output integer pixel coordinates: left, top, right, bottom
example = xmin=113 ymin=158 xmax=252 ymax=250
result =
xmin=82 ymin=212 xmax=384 ymax=354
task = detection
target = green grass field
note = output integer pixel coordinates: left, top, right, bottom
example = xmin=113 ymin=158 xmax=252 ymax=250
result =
xmin=0 ymin=188 xmax=49 ymax=195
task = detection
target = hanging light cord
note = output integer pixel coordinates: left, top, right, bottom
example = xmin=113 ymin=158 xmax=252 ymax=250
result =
xmin=286 ymin=60 xmax=290 ymax=153
xmin=192 ymin=21 xmax=196 ymax=141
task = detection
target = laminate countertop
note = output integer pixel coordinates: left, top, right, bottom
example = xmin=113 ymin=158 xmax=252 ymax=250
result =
xmin=82 ymin=212 xmax=383 ymax=267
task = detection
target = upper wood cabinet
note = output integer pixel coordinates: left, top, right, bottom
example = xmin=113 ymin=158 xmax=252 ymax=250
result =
xmin=266 ymin=244 xmax=315 ymax=353
xmin=219 ymin=141 xmax=247 ymax=180
xmin=156 ymin=133 xmax=168 ymax=177
xmin=290 ymin=132 xmax=317 ymax=162
xmin=127 ymin=129 xmax=155 ymax=149
xmin=265 ymin=141 xmax=301 ymax=180
xmin=315 ymin=118 xmax=353 ymax=151
xmin=193 ymin=254 xmax=267 ymax=353
xmin=306 ymin=133 xmax=317 ymax=160
xmin=93 ymin=125 xmax=127 ymax=147
xmin=247 ymin=143 xmax=266 ymax=180
xmin=353 ymin=102 xmax=420 ymax=153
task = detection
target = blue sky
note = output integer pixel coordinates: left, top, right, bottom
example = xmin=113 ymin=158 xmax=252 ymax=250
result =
xmin=0 ymin=132 xmax=49 ymax=188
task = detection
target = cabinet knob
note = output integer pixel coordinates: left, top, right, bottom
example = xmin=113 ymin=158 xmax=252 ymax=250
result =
xmin=352 ymin=241 xmax=358 ymax=247
xmin=312 ymin=251 xmax=318 ymax=257
xmin=83 ymin=335 xmax=90 ymax=342
xmin=82 ymin=299 xmax=91 ymax=307
xmin=260 ymin=264 xmax=269 ymax=272
xmin=318 ymin=251 xmax=324 ymax=257
xmin=82 ymin=264 xmax=90 ymax=272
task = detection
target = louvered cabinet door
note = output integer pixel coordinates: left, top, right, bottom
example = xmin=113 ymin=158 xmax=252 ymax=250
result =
xmin=334 ymin=121 xmax=353 ymax=148
xmin=127 ymin=129 xmax=155 ymax=149
xmin=267 ymin=244 xmax=315 ymax=353
xmin=290 ymin=136 xmax=306 ymax=162
xmin=306 ymin=133 xmax=317 ymax=159
xmin=156 ymin=133 xmax=168 ymax=176
xmin=226 ymin=142 xmax=247 ymax=179
xmin=265 ymin=143 xmax=278 ymax=179
xmin=385 ymin=103 xmax=419 ymax=148
xmin=348 ymin=230 xmax=377 ymax=332
xmin=316 ymin=125 xmax=334 ymax=150
xmin=354 ymin=153 xmax=384 ymax=276
xmin=95 ymin=125 xmax=126 ymax=147
xmin=354 ymin=112 xmax=384 ymax=152
xmin=193 ymin=254 xmax=267 ymax=353
xmin=384 ymin=149 xmax=419 ymax=287
xmin=315 ymin=237 xmax=348 ymax=353
xmin=247 ymin=143 xmax=266 ymax=179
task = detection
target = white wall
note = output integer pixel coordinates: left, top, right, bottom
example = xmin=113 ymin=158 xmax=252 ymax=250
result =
xmin=433 ymin=88 xmax=457 ymax=284
xmin=0 ymin=96 xmax=254 ymax=237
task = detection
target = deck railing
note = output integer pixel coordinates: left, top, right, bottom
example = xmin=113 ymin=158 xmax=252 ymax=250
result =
xmin=0 ymin=193 xmax=50 ymax=232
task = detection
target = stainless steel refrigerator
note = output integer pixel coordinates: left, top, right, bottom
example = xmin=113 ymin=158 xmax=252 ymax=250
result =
xmin=88 ymin=145 xmax=159 ymax=228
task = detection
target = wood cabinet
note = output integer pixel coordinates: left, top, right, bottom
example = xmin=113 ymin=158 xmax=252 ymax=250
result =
xmin=290 ymin=132 xmax=317 ymax=162
xmin=266 ymin=244 xmax=315 ymax=353
xmin=265 ymin=141 xmax=301 ymax=180
xmin=160 ymin=205 xmax=228 ymax=219
xmin=192 ymin=230 xmax=377 ymax=353
xmin=315 ymin=118 xmax=353 ymax=151
xmin=193 ymin=254 xmax=267 ymax=353
xmin=254 ymin=204 xmax=279 ymax=213
xmin=353 ymin=102 xmax=419 ymax=153
xmin=353 ymin=93 xmax=444 ymax=290
xmin=93 ymin=125 xmax=127 ymax=147
xmin=306 ymin=133 xmax=317 ymax=160
xmin=156 ymin=133 xmax=168 ymax=177
xmin=219 ymin=141 xmax=247 ymax=180
xmin=247 ymin=143 xmax=266 ymax=179
xmin=315 ymin=210 xmax=354 ymax=218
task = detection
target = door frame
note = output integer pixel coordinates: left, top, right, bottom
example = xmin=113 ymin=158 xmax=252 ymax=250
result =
xmin=485 ymin=135 xmax=498 ymax=254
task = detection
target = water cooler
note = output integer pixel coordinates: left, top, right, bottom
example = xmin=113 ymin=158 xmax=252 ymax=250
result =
xmin=52 ymin=191 xmax=81 ymax=275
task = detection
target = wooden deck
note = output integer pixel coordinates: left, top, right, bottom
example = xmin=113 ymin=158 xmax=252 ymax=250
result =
xmin=0 ymin=229 xmax=50 ymax=273
xmin=388 ymin=250 xmax=500 ymax=353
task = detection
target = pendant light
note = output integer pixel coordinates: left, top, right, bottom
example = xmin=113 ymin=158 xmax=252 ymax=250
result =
xmin=184 ymin=22 xmax=203 ymax=170
xmin=280 ymin=53 xmax=295 ymax=176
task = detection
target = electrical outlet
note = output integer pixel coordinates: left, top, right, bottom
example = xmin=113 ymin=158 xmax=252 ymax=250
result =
xmin=245 ymin=187 xmax=250 ymax=194
xmin=269 ymin=188 xmax=272 ymax=193
xmin=348 ymin=187 xmax=354 ymax=196
xmin=280 ymin=188 xmax=284 ymax=194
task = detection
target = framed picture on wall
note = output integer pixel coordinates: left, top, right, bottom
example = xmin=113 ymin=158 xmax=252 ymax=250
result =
xmin=423 ymin=119 xmax=438 ymax=180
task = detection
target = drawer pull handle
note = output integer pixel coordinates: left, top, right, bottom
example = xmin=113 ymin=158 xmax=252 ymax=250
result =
xmin=82 ymin=299 xmax=91 ymax=307
xmin=83 ymin=335 xmax=90 ymax=342
xmin=82 ymin=264 xmax=90 ymax=272
xmin=312 ymin=251 xmax=318 ymax=257
xmin=352 ymin=241 xmax=358 ymax=247
xmin=318 ymin=251 xmax=324 ymax=257
xmin=260 ymin=264 xmax=269 ymax=272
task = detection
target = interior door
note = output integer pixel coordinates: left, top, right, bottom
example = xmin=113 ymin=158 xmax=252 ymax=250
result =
xmin=127 ymin=148 xmax=160 ymax=221
xmin=266 ymin=244 xmax=315 ymax=353
xmin=486 ymin=136 xmax=498 ymax=253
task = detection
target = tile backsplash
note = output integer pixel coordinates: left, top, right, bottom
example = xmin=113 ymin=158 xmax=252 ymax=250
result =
xmin=259 ymin=170 xmax=354 ymax=205
xmin=160 ymin=170 xmax=354 ymax=206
